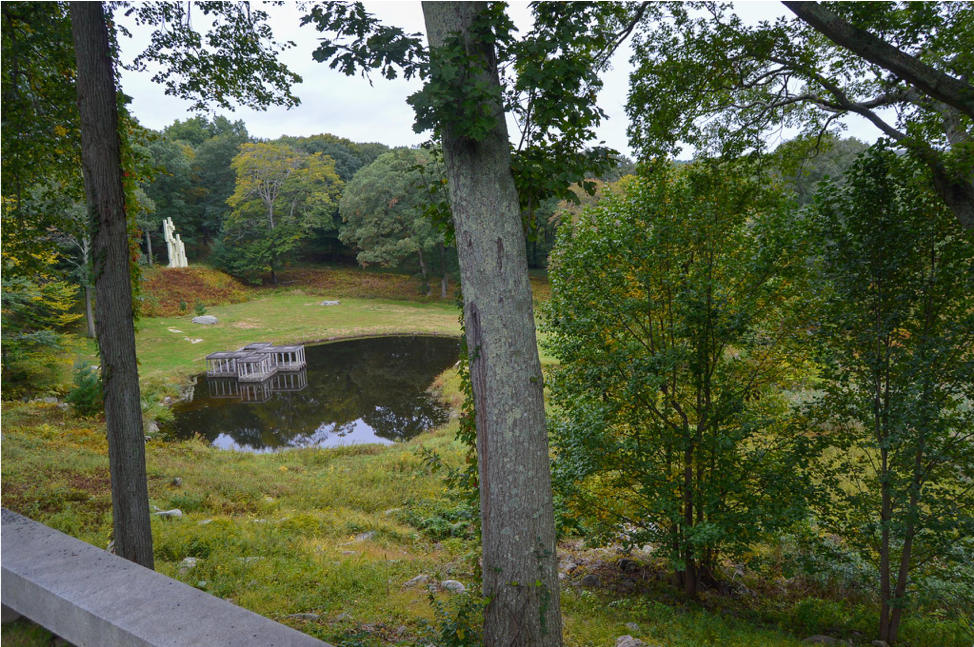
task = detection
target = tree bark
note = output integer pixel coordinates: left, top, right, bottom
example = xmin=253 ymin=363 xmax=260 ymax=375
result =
xmin=423 ymin=4 xmax=563 ymax=647
xmin=783 ymin=1 xmax=974 ymax=120
xmin=83 ymin=285 xmax=95 ymax=339
xmin=70 ymin=1 xmax=154 ymax=569
xmin=417 ymin=247 xmax=431 ymax=297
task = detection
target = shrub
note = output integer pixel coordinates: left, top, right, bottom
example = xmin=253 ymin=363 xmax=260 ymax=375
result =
xmin=194 ymin=299 xmax=206 ymax=316
xmin=65 ymin=361 xmax=103 ymax=416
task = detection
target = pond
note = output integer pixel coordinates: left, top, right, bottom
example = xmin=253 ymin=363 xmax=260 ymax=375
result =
xmin=163 ymin=335 xmax=460 ymax=452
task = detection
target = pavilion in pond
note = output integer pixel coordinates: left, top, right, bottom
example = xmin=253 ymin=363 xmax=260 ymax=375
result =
xmin=205 ymin=342 xmax=307 ymax=384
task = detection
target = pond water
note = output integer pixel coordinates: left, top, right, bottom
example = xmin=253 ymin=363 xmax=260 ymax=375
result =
xmin=163 ymin=336 xmax=460 ymax=452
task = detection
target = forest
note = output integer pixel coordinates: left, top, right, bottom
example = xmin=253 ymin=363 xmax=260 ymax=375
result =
xmin=1 ymin=3 xmax=972 ymax=647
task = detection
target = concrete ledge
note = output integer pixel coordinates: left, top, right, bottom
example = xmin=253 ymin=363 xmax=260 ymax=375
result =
xmin=1 ymin=509 xmax=330 ymax=647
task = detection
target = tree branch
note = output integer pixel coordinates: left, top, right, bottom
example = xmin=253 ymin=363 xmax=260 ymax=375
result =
xmin=783 ymin=1 xmax=974 ymax=119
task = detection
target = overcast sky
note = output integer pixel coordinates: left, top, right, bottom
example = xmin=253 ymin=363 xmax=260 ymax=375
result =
xmin=117 ymin=1 xmax=882 ymax=158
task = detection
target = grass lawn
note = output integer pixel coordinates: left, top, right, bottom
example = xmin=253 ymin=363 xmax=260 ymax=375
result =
xmin=2 ymin=268 xmax=965 ymax=647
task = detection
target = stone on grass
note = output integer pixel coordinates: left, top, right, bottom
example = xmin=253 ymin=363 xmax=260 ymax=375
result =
xmin=163 ymin=396 xmax=173 ymax=406
xmin=579 ymin=574 xmax=601 ymax=588
xmin=146 ymin=421 xmax=160 ymax=434
xmin=57 ymin=403 xmax=70 ymax=412
xmin=803 ymin=637 xmax=852 ymax=646
xmin=320 ymin=300 xmax=340 ymax=306
xmin=440 ymin=580 xmax=466 ymax=593
xmin=192 ymin=315 xmax=218 ymax=325
xmin=154 ymin=509 xmax=182 ymax=519
xmin=178 ymin=557 xmax=198 ymax=574
xmin=198 ymin=519 xmax=213 ymax=526
xmin=170 ymin=476 xmax=182 ymax=487
xmin=403 ymin=574 xmax=431 ymax=588
xmin=615 ymin=636 xmax=646 ymax=647
xmin=354 ymin=531 xmax=376 ymax=542
xmin=286 ymin=613 xmax=321 ymax=621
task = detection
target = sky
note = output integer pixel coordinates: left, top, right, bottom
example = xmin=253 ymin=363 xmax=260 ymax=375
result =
xmin=117 ymin=1 xmax=883 ymax=158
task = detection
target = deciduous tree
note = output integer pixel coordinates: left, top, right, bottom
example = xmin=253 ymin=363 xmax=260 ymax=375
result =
xmin=811 ymin=143 xmax=974 ymax=644
xmin=224 ymin=142 xmax=342 ymax=284
xmin=544 ymin=161 xmax=818 ymax=596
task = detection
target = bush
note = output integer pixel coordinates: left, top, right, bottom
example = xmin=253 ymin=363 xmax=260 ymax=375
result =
xmin=65 ymin=361 xmax=103 ymax=416
xmin=194 ymin=299 xmax=206 ymax=316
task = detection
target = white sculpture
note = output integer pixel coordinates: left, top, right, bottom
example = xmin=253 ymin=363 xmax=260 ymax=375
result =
xmin=162 ymin=217 xmax=188 ymax=268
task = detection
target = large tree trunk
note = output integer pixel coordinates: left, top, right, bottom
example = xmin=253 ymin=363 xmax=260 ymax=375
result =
xmin=83 ymin=285 xmax=95 ymax=339
xmin=71 ymin=1 xmax=154 ymax=569
xmin=423 ymin=4 xmax=563 ymax=647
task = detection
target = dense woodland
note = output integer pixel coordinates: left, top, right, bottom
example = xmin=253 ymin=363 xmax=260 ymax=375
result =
xmin=2 ymin=2 xmax=972 ymax=647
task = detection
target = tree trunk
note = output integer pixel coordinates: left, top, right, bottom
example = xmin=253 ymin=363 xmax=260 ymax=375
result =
xmin=423 ymin=5 xmax=563 ymax=647
xmin=144 ymin=227 xmax=153 ymax=266
xmin=417 ymin=247 xmax=431 ymax=296
xmin=70 ymin=1 xmax=154 ymax=569
xmin=440 ymin=243 xmax=449 ymax=299
xmin=83 ymin=285 xmax=95 ymax=339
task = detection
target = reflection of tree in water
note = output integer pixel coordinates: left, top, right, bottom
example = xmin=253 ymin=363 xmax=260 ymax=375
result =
xmin=165 ymin=336 xmax=459 ymax=451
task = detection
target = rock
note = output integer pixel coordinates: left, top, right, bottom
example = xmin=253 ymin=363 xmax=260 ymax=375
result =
xmin=579 ymin=574 xmax=602 ymax=588
xmin=440 ymin=580 xmax=466 ymax=593
xmin=335 ymin=612 xmax=352 ymax=622
xmin=618 ymin=558 xmax=638 ymax=573
xmin=57 ymin=403 xmax=70 ymax=411
xmin=196 ymin=581 xmax=207 ymax=588
xmin=168 ymin=327 xmax=184 ymax=333
xmin=198 ymin=519 xmax=213 ymax=526
xmin=354 ymin=531 xmax=376 ymax=542
xmin=403 ymin=574 xmax=431 ymax=588
xmin=192 ymin=315 xmax=218 ymax=325
xmin=625 ymin=622 xmax=640 ymax=632
xmin=147 ymin=421 xmax=160 ymax=434
xmin=320 ymin=300 xmax=340 ymax=306
xmin=178 ymin=557 xmax=198 ymax=574
xmin=286 ymin=613 xmax=321 ymax=621
xmin=558 ymin=572 xmax=566 ymax=581
xmin=42 ymin=396 xmax=59 ymax=404
xmin=154 ymin=509 xmax=182 ymax=519
xmin=170 ymin=476 xmax=182 ymax=487
xmin=559 ymin=560 xmax=578 ymax=573
xmin=615 ymin=636 xmax=646 ymax=647
xmin=184 ymin=337 xmax=203 ymax=344
xmin=803 ymin=637 xmax=851 ymax=646
xmin=163 ymin=397 xmax=173 ymax=406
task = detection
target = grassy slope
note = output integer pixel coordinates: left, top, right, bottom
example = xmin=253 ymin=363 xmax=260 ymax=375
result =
xmin=2 ymin=267 xmax=964 ymax=647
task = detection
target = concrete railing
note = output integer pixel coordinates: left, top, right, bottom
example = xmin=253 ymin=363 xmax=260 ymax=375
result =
xmin=1 ymin=508 xmax=330 ymax=647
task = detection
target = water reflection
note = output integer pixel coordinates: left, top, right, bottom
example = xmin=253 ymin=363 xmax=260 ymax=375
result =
xmin=164 ymin=336 xmax=460 ymax=451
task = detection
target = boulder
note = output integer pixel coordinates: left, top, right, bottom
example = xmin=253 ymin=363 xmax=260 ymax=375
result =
xmin=403 ymin=574 xmax=431 ymax=588
xmin=320 ymin=300 xmax=340 ymax=306
xmin=615 ymin=636 xmax=646 ymax=647
xmin=618 ymin=558 xmax=639 ymax=573
xmin=192 ymin=315 xmax=218 ymax=325
xmin=146 ymin=421 xmax=160 ymax=434
xmin=154 ymin=509 xmax=182 ymax=520
xmin=286 ymin=613 xmax=320 ymax=621
xmin=579 ymin=574 xmax=602 ymax=588
xmin=440 ymin=580 xmax=466 ymax=593
xmin=178 ymin=557 xmax=198 ymax=574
